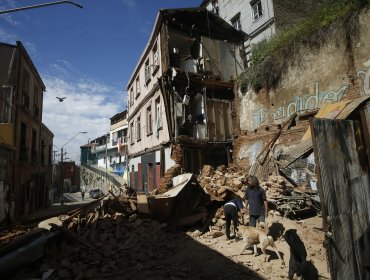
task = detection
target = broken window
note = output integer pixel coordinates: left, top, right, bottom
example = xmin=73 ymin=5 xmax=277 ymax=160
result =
xmin=251 ymin=1 xmax=263 ymax=21
xmin=231 ymin=13 xmax=242 ymax=31
xmin=146 ymin=106 xmax=152 ymax=135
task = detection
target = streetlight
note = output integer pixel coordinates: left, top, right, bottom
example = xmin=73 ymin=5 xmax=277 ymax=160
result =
xmin=60 ymin=131 xmax=87 ymax=205
xmin=0 ymin=1 xmax=83 ymax=14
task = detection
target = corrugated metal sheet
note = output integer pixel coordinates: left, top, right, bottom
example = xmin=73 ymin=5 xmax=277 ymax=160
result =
xmin=311 ymin=119 xmax=370 ymax=280
xmin=285 ymin=96 xmax=370 ymax=161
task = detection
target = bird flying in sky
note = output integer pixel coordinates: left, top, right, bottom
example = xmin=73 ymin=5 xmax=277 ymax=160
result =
xmin=56 ymin=97 xmax=66 ymax=102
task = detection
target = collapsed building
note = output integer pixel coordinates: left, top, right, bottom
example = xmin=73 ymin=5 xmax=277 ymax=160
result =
xmin=126 ymin=7 xmax=246 ymax=192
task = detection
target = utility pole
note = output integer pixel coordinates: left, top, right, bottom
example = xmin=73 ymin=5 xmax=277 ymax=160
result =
xmin=105 ymin=134 xmax=108 ymax=194
xmin=60 ymin=147 xmax=64 ymax=205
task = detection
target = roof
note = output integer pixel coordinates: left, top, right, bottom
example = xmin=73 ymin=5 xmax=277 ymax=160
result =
xmin=126 ymin=7 xmax=246 ymax=89
xmin=110 ymin=110 xmax=127 ymax=121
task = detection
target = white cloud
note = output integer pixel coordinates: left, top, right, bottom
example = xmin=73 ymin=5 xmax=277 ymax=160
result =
xmin=42 ymin=72 xmax=126 ymax=164
xmin=0 ymin=27 xmax=17 ymax=43
xmin=121 ymin=0 xmax=136 ymax=8
xmin=0 ymin=0 xmax=20 ymax=26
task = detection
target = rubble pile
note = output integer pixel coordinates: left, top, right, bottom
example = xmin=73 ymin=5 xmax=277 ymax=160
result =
xmin=260 ymin=174 xmax=290 ymax=198
xmin=1 ymin=193 xmax=260 ymax=280
xmin=198 ymin=165 xmax=246 ymax=201
xmin=197 ymin=165 xmax=318 ymax=220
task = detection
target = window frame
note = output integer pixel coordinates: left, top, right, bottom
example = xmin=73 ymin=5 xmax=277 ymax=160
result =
xmin=155 ymin=97 xmax=162 ymax=130
xmin=135 ymin=77 xmax=141 ymax=99
xmin=231 ymin=13 xmax=242 ymax=31
xmin=144 ymin=59 xmax=151 ymax=84
xmin=130 ymin=122 xmax=134 ymax=145
xmin=136 ymin=116 xmax=141 ymax=141
xmin=251 ymin=0 xmax=263 ymax=21
xmin=146 ymin=105 xmax=153 ymax=136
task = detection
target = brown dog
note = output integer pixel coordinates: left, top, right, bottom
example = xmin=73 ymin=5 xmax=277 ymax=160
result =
xmin=238 ymin=223 xmax=285 ymax=265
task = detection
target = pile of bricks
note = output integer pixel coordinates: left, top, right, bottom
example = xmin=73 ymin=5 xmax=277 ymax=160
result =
xmin=260 ymin=174 xmax=290 ymax=198
xmin=197 ymin=165 xmax=247 ymax=201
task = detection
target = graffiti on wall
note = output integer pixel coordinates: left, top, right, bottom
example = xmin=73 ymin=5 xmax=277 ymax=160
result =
xmin=252 ymin=82 xmax=349 ymax=127
xmin=357 ymin=65 xmax=370 ymax=96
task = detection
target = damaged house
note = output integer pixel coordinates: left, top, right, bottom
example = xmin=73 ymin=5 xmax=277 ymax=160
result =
xmin=126 ymin=8 xmax=246 ymax=192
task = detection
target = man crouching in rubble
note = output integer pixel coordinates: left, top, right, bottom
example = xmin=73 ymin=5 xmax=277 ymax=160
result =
xmin=244 ymin=175 xmax=268 ymax=227
xmin=224 ymin=197 xmax=244 ymax=240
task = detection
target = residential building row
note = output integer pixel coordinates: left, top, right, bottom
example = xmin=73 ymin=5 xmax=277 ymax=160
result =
xmin=80 ymin=110 xmax=128 ymax=192
xmin=0 ymin=41 xmax=54 ymax=224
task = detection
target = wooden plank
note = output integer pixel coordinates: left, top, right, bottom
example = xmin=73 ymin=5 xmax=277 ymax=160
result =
xmin=311 ymin=119 xmax=370 ymax=280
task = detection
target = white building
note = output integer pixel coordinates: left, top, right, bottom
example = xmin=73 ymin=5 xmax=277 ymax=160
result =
xmin=201 ymin=0 xmax=323 ymax=63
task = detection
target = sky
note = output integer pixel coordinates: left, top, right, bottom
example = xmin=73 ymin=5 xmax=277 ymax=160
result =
xmin=0 ymin=0 xmax=201 ymax=163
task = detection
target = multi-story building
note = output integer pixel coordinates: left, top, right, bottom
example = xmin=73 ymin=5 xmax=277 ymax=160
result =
xmin=80 ymin=110 xmax=128 ymax=192
xmin=126 ymin=8 xmax=245 ymax=192
xmin=0 ymin=41 xmax=53 ymax=221
xmin=201 ymin=0 xmax=323 ymax=63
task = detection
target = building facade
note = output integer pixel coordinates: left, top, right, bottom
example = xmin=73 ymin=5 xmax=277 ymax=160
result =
xmin=201 ymin=0 xmax=323 ymax=63
xmin=126 ymin=8 xmax=245 ymax=192
xmin=0 ymin=41 xmax=53 ymax=222
xmin=80 ymin=110 xmax=128 ymax=192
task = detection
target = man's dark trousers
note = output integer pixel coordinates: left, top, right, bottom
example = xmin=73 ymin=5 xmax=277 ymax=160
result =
xmin=224 ymin=204 xmax=238 ymax=239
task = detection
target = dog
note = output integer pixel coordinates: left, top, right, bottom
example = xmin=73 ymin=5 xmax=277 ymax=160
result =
xmin=238 ymin=223 xmax=285 ymax=265
xmin=283 ymin=229 xmax=318 ymax=280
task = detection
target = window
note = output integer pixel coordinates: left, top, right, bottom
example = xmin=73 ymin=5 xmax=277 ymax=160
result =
xmin=135 ymin=77 xmax=140 ymax=98
xmin=155 ymin=97 xmax=162 ymax=131
xmin=146 ymin=106 xmax=152 ymax=135
xmin=20 ymin=122 xmax=27 ymax=161
xmin=136 ymin=116 xmax=141 ymax=141
xmin=130 ymin=122 xmax=134 ymax=144
xmin=231 ymin=13 xmax=242 ymax=31
xmin=31 ymin=128 xmax=37 ymax=163
xmin=33 ymin=86 xmax=39 ymax=118
xmin=22 ymin=69 xmax=30 ymax=110
xmin=145 ymin=59 xmax=151 ymax=84
xmin=211 ymin=0 xmax=219 ymax=15
xmin=251 ymin=1 xmax=263 ymax=21
xmin=152 ymin=43 xmax=159 ymax=75
xmin=129 ymin=88 xmax=134 ymax=106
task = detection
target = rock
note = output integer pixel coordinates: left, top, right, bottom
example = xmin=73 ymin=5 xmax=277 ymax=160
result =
xmin=60 ymin=259 xmax=72 ymax=270
xmin=202 ymin=165 xmax=214 ymax=176
xmin=192 ymin=230 xmax=202 ymax=237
